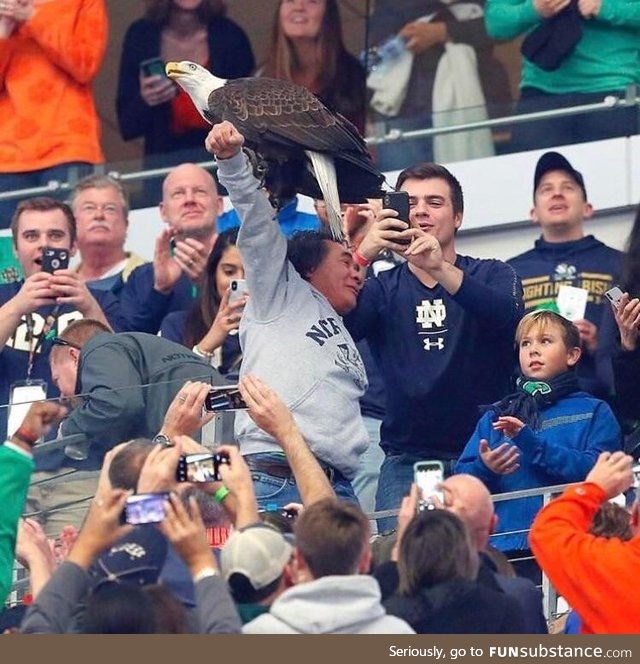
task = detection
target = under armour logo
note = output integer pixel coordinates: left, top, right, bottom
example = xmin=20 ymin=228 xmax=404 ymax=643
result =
xmin=416 ymin=299 xmax=447 ymax=329
xmin=423 ymin=337 xmax=445 ymax=351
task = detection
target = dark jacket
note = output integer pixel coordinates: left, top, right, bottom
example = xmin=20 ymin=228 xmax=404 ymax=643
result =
xmin=20 ymin=560 xmax=241 ymax=634
xmin=384 ymin=578 xmax=526 ymax=634
xmin=612 ymin=346 xmax=640 ymax=422
xmin=375 ymin=556 xmax=547 ymax=634
xmin=116 ymin=16 xmax=254 ymax=158
xmin=346 ymin=256 xmax=522 ymax=459
xmin=57 ymin=332 xmax=225 ymax=470
xmin=120 ymin=264 xmax=196 ymax=335
xmin=0 ymin=281 xmax=126 ymax=451
xmin=368 ymin=0 xmax=510 ymax=119
xmin=508 ymin=234 xmax=622 ymax=397
xmin=477 ymin=554 xmax=547 ymax=634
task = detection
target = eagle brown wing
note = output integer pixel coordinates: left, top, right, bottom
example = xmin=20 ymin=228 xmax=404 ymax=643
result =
xmin=207 ymin=76 xmax=384 ymax=201
xmin=207 ymin=77 xmax=369 ymax=157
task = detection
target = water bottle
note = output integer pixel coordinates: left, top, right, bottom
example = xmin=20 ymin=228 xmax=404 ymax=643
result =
xmin=361 ymin=34 xmax=408 ymax=74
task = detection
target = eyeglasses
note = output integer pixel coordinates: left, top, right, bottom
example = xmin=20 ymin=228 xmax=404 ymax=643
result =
xmin=51 ymin=337 xmax=82 ymax=351
xmin=79 ymin=203 xmax=121 ymax=216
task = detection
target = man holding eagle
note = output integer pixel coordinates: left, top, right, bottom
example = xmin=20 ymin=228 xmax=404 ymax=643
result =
xmin=205 ymin=119 xmax=369 ymax=504
xmin=170 ymin=59 xmax=520 ymax=512
xmin=165 ymin=60 xmax=385 ymax=239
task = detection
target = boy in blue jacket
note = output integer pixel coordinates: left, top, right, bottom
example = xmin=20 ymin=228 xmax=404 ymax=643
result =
xmin=456 ymin=310 xmax=621 ymax=564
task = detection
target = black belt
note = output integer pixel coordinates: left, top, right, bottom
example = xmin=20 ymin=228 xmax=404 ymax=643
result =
xmin=245 ymin=458 xmax=340 ymax=483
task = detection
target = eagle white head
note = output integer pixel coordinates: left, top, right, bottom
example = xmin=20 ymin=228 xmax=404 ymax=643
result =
xmin=165 ymin=61 xmax=226 ymax=123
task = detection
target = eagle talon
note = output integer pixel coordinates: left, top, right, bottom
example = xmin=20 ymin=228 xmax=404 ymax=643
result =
xmin=242 ymin=147 xmax=268 ymax=189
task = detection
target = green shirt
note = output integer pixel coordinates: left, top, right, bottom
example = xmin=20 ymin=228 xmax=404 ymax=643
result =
xmin=0 ymin=444 xmax=34 ymax=605
xmin=486 ymin=0 xmax=640 ymax=93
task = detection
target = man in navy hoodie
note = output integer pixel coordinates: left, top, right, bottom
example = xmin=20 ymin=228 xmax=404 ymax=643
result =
xmin=346 ymin=162 xmax=523 ymax=530
xmin=508 ymin=152 xmax=622 ymax=396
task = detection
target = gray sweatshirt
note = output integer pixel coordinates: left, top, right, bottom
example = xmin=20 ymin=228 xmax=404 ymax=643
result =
xmin=218 ymin=152 xmax=368 ymax=478
xmin=20 ymin=561 xmax=241 ymax=634
xmin=243 ymin=575 xmax=415 ymax=634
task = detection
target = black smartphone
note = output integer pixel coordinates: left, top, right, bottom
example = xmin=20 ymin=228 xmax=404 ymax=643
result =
xmin=204 ymin=386 xmax=248 ymax=412
xmin=413 ymin=460 xmax=444 ymax=512
xmin=41 ymin=247 xmax=70 ymax=273
xmin=383 ymin=191 xmax=411 ymax=245
xmin=140 ymin=56 xmax=166 ymax=78
xmin=175 ymin=452 xmax=230 ymax=483
xmin=122 ymin=492 xmax=170 ymax=525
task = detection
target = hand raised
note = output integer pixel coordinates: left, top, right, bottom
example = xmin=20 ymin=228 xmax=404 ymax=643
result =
xmin=205 ymin=121 xmax=245 ymax=160
xmin=479 ymin=439 xmax=520 ymax=475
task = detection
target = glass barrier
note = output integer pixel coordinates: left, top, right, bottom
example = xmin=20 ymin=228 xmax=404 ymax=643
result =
xmin=0 ymin=87 xmax=638 ymax=218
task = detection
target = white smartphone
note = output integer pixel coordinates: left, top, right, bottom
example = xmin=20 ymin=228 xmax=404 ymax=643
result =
xmin=413 ymin=460 xmax=444 ymax=511
xmin=228 ymin=279 xmax=248 ymax=306
xmin=604 ymin=286 xmax=624 ymax=307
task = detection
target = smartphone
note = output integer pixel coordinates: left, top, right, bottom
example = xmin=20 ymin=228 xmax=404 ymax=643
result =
xmin=383 ymin=191 xmax=410 ymax=221
xmin=383 ymin=191 xmax=411 ymax=245
xmin=204 ymin=386 xmax=248 ymax=412
xmin=605 ymin=286 xmax=624 ymax=307
xmin=41 ymin=247 xmax=70 ymax=273
xmin=122 ymin=492 xmax=170 ymax=525
xmin=228 ymin=279 xmax=249 ymax=306
xmin=175 ymin=452 xmax=230 ymax=483
xmin=140 ymin=56 xmax=166 ymax=78
xmin=413 ymin=460 xmax=444 ymax=512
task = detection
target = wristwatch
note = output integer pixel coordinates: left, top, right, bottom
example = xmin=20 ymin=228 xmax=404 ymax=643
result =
xmin=152 ymin=433 xmax=173 ymax=447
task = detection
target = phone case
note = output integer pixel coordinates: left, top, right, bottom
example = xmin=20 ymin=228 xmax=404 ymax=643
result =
xmin=229 ymin=279 xmax=248 ymax=305
xmin=383 ymin=192 xmax=410 ymax=220
xmin=140 ymin=57 xmax=166 ymax=78
xmin=605 ymin=287 xmax=624 ymax=305
xmin=41 ymin=248 xmax=70 ymax=273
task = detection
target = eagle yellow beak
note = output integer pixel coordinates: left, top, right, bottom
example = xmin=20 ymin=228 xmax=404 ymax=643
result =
xmin=165 ymin=62 xmax=184 ymax=79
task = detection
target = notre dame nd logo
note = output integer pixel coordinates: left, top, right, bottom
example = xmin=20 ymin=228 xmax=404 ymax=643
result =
xmin=416 ymin=298 xmax=447 ymax=351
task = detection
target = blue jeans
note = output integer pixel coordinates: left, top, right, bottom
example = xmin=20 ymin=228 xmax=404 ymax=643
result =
xmin=0 ymin=162 xmax=94 ymax=229
xmin=375 ymin=452 xmax=457 ymax=534
xmin=351 ymin=416 xmax=385 ymax=531
xmin=245 ymin=452 xmax=358 ymax=509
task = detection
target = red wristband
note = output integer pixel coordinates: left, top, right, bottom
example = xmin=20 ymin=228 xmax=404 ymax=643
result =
xmin=353 ymin=248 xmax=371 ymax=267
xmin=13 ymin=426 xmax=39 ymax=446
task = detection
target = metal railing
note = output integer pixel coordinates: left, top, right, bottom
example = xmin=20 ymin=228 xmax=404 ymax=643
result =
xmin=0 ymin=87 xmax=638 ymax=204
xmin=368 ymin=481 xmax=576 ymax=622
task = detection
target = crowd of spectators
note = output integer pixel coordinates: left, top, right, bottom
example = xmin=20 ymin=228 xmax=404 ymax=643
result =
xmin=1 ymin=0 xmax=640 ymax=637
xmin=2 ymin=0 xmax=638 ymax=223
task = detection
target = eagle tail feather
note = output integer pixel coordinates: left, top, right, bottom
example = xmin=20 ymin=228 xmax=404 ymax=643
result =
xmin=305 ymin=150 xmax=343 ymax=241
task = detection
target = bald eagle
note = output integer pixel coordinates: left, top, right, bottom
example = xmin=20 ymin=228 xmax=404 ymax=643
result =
xmin=165 ymin=61 xmax=385 ymax=239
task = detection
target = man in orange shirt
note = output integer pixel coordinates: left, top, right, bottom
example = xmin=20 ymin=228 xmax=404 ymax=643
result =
xmin=0 ymin=0 xmax=107 ymax=228
xmin=530 ymin=451 xmax=640 ymax=634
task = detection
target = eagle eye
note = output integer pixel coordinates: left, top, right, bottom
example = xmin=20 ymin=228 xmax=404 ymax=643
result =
xmin=189 ymin=64 xmax=196 ymax=71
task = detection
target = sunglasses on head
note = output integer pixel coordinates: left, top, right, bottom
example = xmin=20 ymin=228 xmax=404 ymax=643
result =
xmin=51 ymin=337 xmax=81 ymax=351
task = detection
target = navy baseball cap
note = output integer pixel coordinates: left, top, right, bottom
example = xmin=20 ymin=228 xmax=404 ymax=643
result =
xmin=533 ymin=152 xmax=587 ymax=200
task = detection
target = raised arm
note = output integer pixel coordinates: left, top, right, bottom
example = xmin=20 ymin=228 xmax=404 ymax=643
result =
xmin=206 ymin=122 xmax=291 ymax=321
